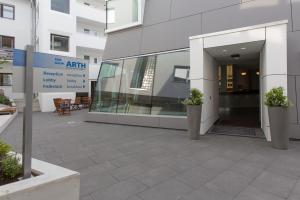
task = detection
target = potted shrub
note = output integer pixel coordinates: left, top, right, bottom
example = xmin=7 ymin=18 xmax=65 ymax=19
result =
xmin=265 ymin=87 xmax=290 ymax=149
xmin=0 ymin=140 xmax=22 ymax=186
xmin=183 ymin=88 xmax=204 ymax=140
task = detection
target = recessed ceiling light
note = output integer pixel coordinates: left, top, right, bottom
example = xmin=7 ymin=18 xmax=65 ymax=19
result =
xmin=241 ymin=72 xmax=247 ymax=76
xmin=223 ymin=49 xmax=227 ymax=52
xmin=256 ymin=71 xmax=260 ymax=75
xmin=241 ymin=47 xmax=246 ymax=50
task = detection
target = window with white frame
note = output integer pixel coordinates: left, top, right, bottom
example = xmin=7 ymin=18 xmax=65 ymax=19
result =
xmin=0 ymin=35 xmax=14 ymax=49
xmin=105 ymin=0 xmax=145 ymax=32
xmin=51 ymin=0 xmax=70 ymax=14
xmin=0 ymin=4 xmax=14 ymax=19
xmin=50 ymin=34 xmax=69 ymax=52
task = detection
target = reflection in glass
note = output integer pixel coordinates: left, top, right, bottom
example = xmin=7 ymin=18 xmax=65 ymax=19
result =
xmin=90 ymin=60 xmax=123 ymax=113
xmin=117 ymin=56 xmax=156 ymax=114
xmin=151 ymin=51 xmax=190 ymax=116
xmin=106 ymin=0 xmax=140 ymax=30
xmin=90 ymin=50 xmax=190 ymax=117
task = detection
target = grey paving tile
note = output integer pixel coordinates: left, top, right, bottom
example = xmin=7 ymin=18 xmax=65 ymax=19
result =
xmin=138 ymin=179 xmax=192 ymax=200
xmin=202 ymin=156 xmax=235 ymax=173
xmin=229 ymin=160 xmax=264 ymax=179
xmin=1 ymin=111 xmax=300 ymax=200
xmin=110 ymin=163 xmax=149 ymax=181
xmin=134 ymin=166 xmax=177 ymax=187
xmin=175 ymin=165 xmax=221 ymax=189
xmin=234 ymin=186 xmax=284 ymax=200
xmin=205 ymin=170 xmax=252 ymax=196
xmin=60 ymin=156 xmax=96 ymax=172
xmin=267 ymin=156 xmax=300 ymax=178
xmin=251 ymin=171 xmax=297 ymax=198
xmin=80 ymin=195 xmax=94 ymax=200
xmin=80 ymin=171 xmax=118 ymax=196
xmin=183 ymin=185 xmax=234 ymax=200
xmin=91 ymin=178 xmax=146 ymax=200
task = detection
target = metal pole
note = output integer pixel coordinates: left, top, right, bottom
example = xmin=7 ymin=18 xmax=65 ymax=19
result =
xmin=22 ymin=45 xmax=34 ymax=179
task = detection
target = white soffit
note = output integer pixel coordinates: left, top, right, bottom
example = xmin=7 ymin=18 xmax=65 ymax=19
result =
xmin=203 ymin=28 xmax=265 ymax=49
xmin=190 ymin=20 xmax=288 ymax=49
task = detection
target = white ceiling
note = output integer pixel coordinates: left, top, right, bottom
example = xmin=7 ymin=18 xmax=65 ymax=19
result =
xmin=205 ymin=41 xmax=265 ymax=66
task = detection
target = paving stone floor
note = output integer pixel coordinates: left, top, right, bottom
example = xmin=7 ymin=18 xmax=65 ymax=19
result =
xmin=1 ymin=110 xmax=300 ymax=200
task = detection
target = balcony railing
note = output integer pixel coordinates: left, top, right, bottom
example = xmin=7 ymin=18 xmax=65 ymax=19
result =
xmin=76 ymin=32 xmax=106 ymax=50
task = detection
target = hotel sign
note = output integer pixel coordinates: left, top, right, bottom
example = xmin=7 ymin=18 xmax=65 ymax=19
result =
xmin=12 ymin=49 xmax=89 ymax=93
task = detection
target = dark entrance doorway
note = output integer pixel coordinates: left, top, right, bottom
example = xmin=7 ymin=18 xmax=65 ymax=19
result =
xmin=211 ymin=63 xmax=263 ymax=137
xmin=218 ymin=64 xmax=260 ymax=127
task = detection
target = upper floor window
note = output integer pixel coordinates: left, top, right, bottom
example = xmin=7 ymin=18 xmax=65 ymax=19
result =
xmin=105 ymin=0 xmax=145 ymax=33
xmin=0 ymin=35 xmax=14 ymax=49
xmin=50 ymin=34 xmax=69 ymax=52
xmin=0 ymin=4 xmax=15 ymax=20
xmin=51 ymin=0 xmax=70 ymax=14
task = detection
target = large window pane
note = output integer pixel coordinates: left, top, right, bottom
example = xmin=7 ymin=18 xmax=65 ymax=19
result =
xmin=90 ymin=61 xmax=123 ymax=112
xmin=0 ymin=73 xmax=12 ymax=86
xmin=51 ymin=0 xmax=70 ymax=14
xmin=117 ymin=56 xmax=156 ymax=114
xmin=2 ymin=5 xmax=14 ymax=19
xmin=106 ymin=0 xmax=140 ymax=30
xmin=151 ymin=51 xmax=190 ymax=116
xmin=50 ymin=34 xmax=69 ymax=52
xmin=0 ymin=36 xmax=14 ymax=49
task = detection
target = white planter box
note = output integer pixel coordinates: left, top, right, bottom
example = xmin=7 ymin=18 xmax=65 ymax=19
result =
xmin=0 ymin=158 xmax=80 ymax=200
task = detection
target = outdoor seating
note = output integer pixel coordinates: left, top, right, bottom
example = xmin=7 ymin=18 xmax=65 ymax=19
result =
xmin=53 ymin=98 xmax=63 ymax=115
xmin=81 ymin=97 xmax=91 ymax=109
xmin=61 ymin=99 xmax=71 ymax=115
xmin=71 ymin=97 xmax=81 ymax=110
xmin=53 ymin=98 xmax=71 ymax=115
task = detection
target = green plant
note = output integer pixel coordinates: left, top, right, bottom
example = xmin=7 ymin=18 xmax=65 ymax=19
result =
xmin=182 ymin=88 xmax=204 ymax=105
xmin=0 ymin=95 xmax=11 ymax=106
xmin=265 ymin=87 xmax=289 ymax=107
xmin=0 ymin=140 xmax=11 ymax=158
xmin=1 ymin=155 xmax=22 ymax=180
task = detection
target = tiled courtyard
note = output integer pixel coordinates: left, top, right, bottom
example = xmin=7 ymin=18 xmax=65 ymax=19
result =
xmin=1 ymin=110 xmax=300 ymax=200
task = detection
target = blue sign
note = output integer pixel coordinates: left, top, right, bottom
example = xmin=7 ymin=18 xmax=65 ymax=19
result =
xmin=12 ymin=49 xmax=89 ymax=93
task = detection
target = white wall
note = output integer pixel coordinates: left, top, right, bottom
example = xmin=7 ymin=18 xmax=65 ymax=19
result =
xmin=260 ymin=23 xmax=288 ymax=141
xmin=0 ymin=0 xmax=32 ymax=49
xmin=38 ymin=93 xmax=76 ymax=112
xmin=190 ymin=45 xmax=219 ymax=135
xmin=36 ymin=0 xmax=76 ymax=57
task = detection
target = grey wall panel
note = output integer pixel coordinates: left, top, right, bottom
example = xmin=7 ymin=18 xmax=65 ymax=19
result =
xmin=103 ymin=28 xmax=143 ymax=60
xmin=297 ymin=76 xmax=300 ymax=125
xmin=292 ymin=0 xmax=300 ymax=31
xmin=171 ymin=0 xmax=239 ymax=19
xmin=288 ymin=123 xmax=300 ymax=139
xmin=202 ymin=0 xmax=292 ymax=34
xmin=143 ymin=0 xmax=171 ymax=26
xmin=287 ymin=31 xmax=300 ymax=75
xmin=288 ymin=76 xmax=298 ymax=124
xmin=140 ymin=14 xmax=202 ymax=54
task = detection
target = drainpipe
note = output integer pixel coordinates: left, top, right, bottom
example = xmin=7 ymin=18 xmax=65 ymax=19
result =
xmin=30 ymin=0 xmax=37 ymax=51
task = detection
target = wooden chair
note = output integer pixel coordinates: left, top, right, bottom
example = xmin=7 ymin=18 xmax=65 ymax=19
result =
xmin=81 ymin=97 xmax=91 ymax=109
xmin=61 ymin=99 xmax=71 ymax=115
xmin=53 ymin=98 xmax=63 ymax=115
xmin=71 ymin=97 xmax=81 ymax=110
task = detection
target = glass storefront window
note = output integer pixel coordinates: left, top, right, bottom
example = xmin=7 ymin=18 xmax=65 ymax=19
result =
xmin=117 ymin=56 xmax=156 ymax=115
xmin=90 ymin=50 xmax=190 ymax=116
xmin=90 ymin=60 xmax=123 ymax=113
xmin=151 ymin=51 xmax=190 ymax=116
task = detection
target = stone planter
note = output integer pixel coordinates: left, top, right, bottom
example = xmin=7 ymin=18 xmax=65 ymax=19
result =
xmin=268 ymin=107 xmax=289 ymax=150
xmin=0 ymin=157 xmax=80 ymax=200
xmin=187 ymin=105 xmax=202 ymax=140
